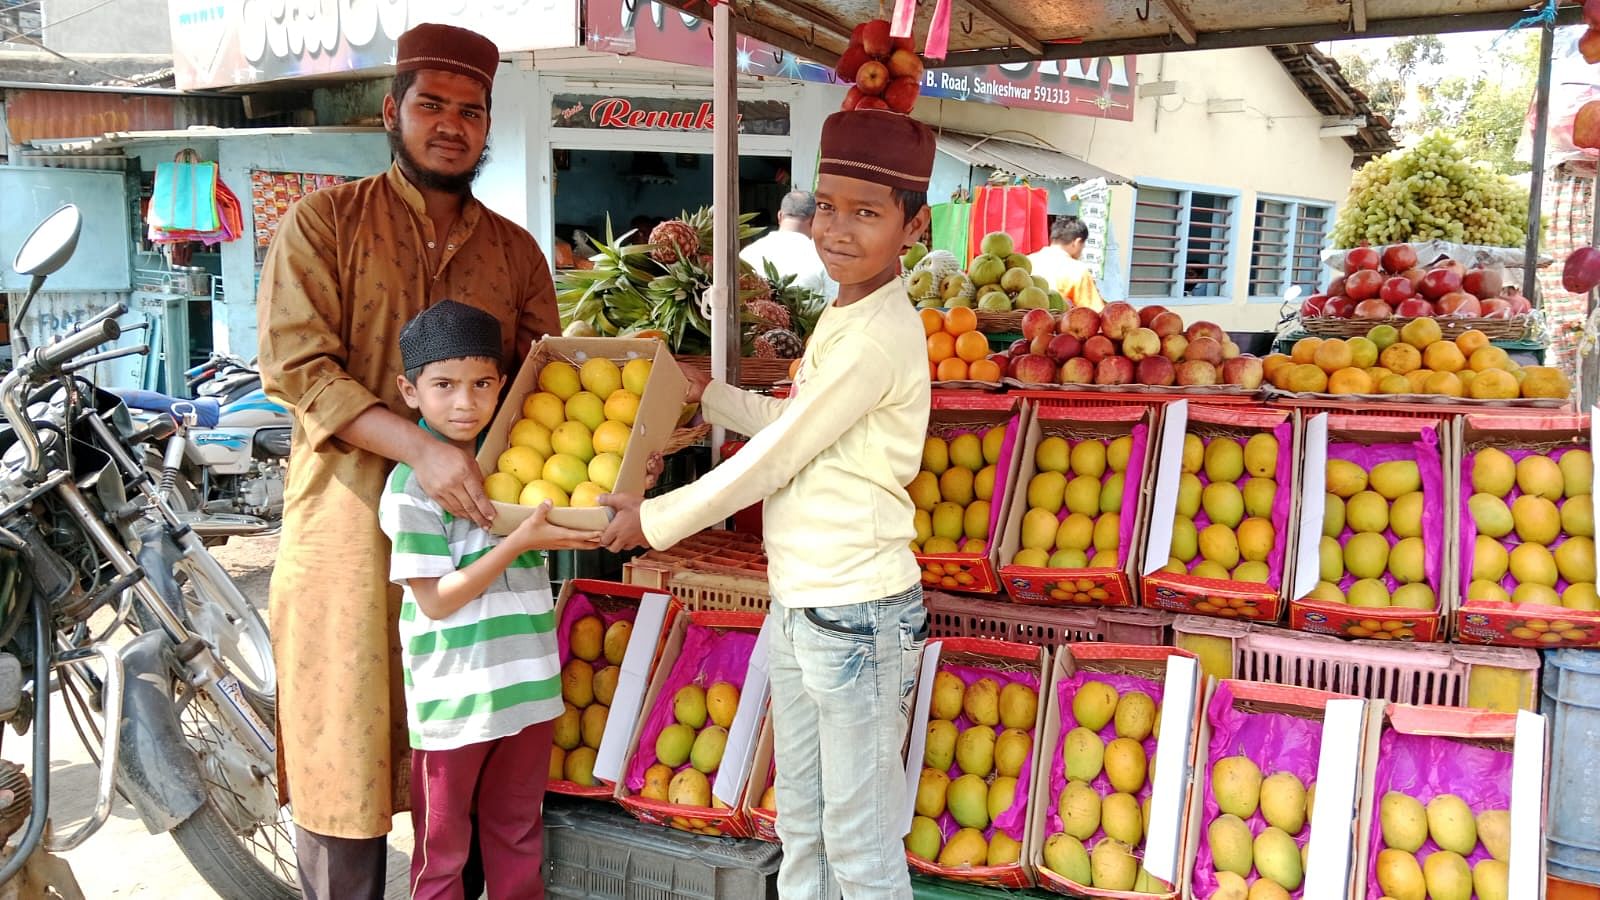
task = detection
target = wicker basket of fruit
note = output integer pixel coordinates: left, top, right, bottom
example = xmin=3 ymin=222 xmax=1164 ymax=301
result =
xmin=1300 ymin=244 xmax=1536 ymax=343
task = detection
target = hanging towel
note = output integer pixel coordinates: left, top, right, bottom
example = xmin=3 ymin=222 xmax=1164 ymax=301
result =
xmin=967 ymin=185 xmax=1051 ymax=257
xmin=150 ymin=175 xmax=243 ymax=246
xmin=150 ymin=161 xmax=220 ymax=233
xmin=930 ymin=201 xmax=971 ymax=268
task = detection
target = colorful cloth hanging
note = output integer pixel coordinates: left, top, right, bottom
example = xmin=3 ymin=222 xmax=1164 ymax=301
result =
xmin=930 ymin=201 xmax=971 ymax=268
xmin=967 ymin=184 xmax=1050 ymax=258
xmin=147 ymin=157 xmax=242 ymax=245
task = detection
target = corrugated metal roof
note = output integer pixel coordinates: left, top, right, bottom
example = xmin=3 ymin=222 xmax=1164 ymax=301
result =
xmin=16 ymin=124 xmax=382 ymax=154
xmin=935 ymin=130 xmax=1132 ymax=185
xmin=2 ymin=87 xmax=250 ymax=145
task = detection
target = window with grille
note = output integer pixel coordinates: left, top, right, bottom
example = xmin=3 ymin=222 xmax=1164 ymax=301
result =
xmin=1249 ymin=197 xmax=1333 ymax=300
xmin=1129 ymin=185 xmax=1237 ymax=301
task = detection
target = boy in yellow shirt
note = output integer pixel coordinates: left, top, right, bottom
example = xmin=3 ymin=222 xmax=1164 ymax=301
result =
xmin=599 ymin=109 xmax=935 ymax=899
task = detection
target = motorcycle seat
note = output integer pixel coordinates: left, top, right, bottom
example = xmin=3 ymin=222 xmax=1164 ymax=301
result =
xmin=110 ymin=389 xmax=221 ymax=428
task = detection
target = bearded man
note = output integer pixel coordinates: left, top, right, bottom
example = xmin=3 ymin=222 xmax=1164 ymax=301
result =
xmin=256 ymin=23 xmax=558 ymax=898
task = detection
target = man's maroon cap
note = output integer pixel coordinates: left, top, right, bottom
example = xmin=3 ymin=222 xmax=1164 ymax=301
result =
xmin=396 ymin=23 xmax=499 ymax=93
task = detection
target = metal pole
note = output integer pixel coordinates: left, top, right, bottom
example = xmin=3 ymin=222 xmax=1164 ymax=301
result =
xmin=711 ymin=2 xmax=741 ymax=395
xmin=1523 ymin=20 xmax=1555 ymax=300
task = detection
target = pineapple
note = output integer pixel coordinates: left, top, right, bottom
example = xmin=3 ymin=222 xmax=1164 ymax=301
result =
xmin=753 ymin=329 xmax=804 ymax=359
xmin=648 ymin=219 xmax=701 ymax=265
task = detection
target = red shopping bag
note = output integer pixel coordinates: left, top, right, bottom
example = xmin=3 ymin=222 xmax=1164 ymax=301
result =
xmin=967 ymin=185 xmax=1050 ymax=257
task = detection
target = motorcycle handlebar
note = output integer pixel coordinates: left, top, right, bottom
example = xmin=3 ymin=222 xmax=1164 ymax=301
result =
xmin=37 ymin=317 xmax=121 ymax=373
xmin=1 ymin=305 xmax=126 ymax=477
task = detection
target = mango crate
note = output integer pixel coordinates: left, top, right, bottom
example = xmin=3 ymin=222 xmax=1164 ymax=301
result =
xmin=913 ymin=392 xmax=1028 ymax=595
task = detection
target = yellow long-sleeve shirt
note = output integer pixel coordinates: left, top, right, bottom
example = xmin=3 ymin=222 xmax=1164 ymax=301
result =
xmin=640 ymin=279 xmax=931 ymax=608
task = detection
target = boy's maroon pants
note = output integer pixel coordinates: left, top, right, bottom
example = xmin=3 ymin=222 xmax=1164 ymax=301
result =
xmin=410 ymin=720 xmax=555 ymax=900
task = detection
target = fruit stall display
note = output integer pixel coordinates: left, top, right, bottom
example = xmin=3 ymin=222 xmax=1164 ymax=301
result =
xmin=905 ymin=638 xmax=1048 ymax=887
xmin=743 ymin=718 xmax=778 ymax=843
xmin=911 ymin=395 xmax=1025 ymax=594
xmin=835 ymin=18 xmax=924 ymax=113
xmin=1033 ymin=645 xmax=1201 ymax=896
xmin=550 ymin=586 xmax=652 ymax=796
xmin=1328 ymin=133 xmax=1528 ymax=250
xmin=1290 ymin=416 xmax=1452 ymax=643
xmin=905 ymin=232 xmax=1064 ymax=319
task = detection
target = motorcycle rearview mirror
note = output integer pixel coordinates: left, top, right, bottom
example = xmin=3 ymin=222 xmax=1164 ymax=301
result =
xmin=11 ymin=204 xmax=83 ymax=356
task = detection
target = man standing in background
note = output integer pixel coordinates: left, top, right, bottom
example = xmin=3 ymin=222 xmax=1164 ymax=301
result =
xmin=1028 ymin=215 xmax=1104 ymax=310
xmin=740 ymin=190 xmax=837 ymax=298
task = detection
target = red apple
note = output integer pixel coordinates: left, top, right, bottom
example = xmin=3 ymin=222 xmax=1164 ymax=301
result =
xmin=1345 ymin=246 xmax=1381 ymax=273
xmin=1029 ymin=333 xmax=1053 ymax=356
xmin=887 ymin=48 xmax=923 ymax=80
xmin=986 ymin=352 xmax=1010 ymax=369
xmin=1221 ymin=341 xmax=1241 ymax=360
xmin=1059 ymin=357 xmax=1095 ymax=384
xmin=1095 ymin=357 xmax=1135 ymax=385
xmin=1021 ymin=308 xmax=1056 ymax=342
xmin=1185 ymin=321 xmax=1226 ymax=344
xmin=1062 ymin=306 xmax=1101 ymax=340
xmin=1046 ymin=334 xmax=1082 ymax=364
xmin=1381 ymin=244 xmax=1418 ymax=274
xmin=1462 ymin=268 xmax=1503 ymax=300
xmin=1479 ymin=297 xmax=1513 ymax=319
xmin=1395 ymin=297 xmax=1434 ymax=318
xmin=1139 ymin=305 xmax=1169 ymax=328
xmin=856 ymin=97 xmax=889 ymax=110
xmin=1012 ymin=353 xmax=1056 ymax=384
xmin=1137 ymin=356 xmax=1176 ymax=386
xmin=1008 ymin=338 xmax=1030 ymax=357
xmin=1184 ymin=336 xmax=1223 ymax=366
xmin=855 ymin=61 xmax=890 ymax=95
xmin=1221 ymin=356 xmax=1265 ymax=389
xmin=860 ymin=19 xmax=893 ymax=57
xmin=1354 ymin=298 xmax=1394 ymax=319
xmin=1161 ymin=333 xmax=1189 ymax=362
xmin=1582 ymin=26 xmax=1600 ymax=64
xmin=1587 ymin=0 xmax=1600 ymax=28
xmin=1326 ymin=275 xmax=1347 ymax=297
xmin=1418 ymin=267 xmax=1463 ymax=301
xmin=1324 ymin=295 xmax=1358 ymax=318
xmin=1437 ymin=292 xmax=1482 ymax=317
xmin=1400 ymin=267 xmax=1427 ymax=289
xmin=1150 ymin=311 xmax=1185 ymax=338
xmin=1100 ymin=302 xmax=1140 ymax=341
xmin=837 ymin=46 xmax=870 ymax=81
xmin=893 ymin=34 xmax=916 ymax=53
xmin=1175 ymin=360 xmax=1219 ymax=386
xmin=841 ymin=86 xmax=866 ymax=111
xmin=1345 ymin=269 xmax=1385 ymax=302
xmin=1082 ymin=335 xmax=1117 ymax=364
xmin=1379 ymin=277 xmax=1415 ymax=305
xmin=883 ymin=77 xmax=920 ymax=114
xmin=1122 ymin=327 xmax=1161 ymax=362
xmin=1007 ymin=355 xmax=1027 ymax=379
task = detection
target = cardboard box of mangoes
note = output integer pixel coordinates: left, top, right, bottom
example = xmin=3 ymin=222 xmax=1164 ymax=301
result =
xmin=997 ymin=404 xmax=1159 ymax=608
xmin=1141 ymin=402 xmax=1301 ymax=623
xmin=477 ymin=336 xmax=688 ymax=533
xmin=549 ymin=579 xmax=680 ymax=799
xmin=1287 ymin=413 xmax=1457 ymax=643
xmin=1451 ymin=411 xmax=1600 ymax=648
xmin=1356 ymin=703 xmax=1546 ymax=900
xmin=911 ymin=392 xmax=1028 ymax=595
xmin=1027 ymin=643 xmax=1202 ymax=897
xmin=613 ymin=610 xmax=769 ymax=837
xmin=743 ymin=715 xmax=778 ymax=843
xmin=1182 ymin=680 xmax=1375 ymax=900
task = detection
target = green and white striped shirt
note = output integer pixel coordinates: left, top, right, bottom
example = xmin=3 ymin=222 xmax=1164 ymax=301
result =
xmin=379 ymin=463 xmax=564 ymax=750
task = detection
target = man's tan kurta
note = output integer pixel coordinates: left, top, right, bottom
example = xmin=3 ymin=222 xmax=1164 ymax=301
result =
xmin=258 ymin=164 xmax=557 ymax=838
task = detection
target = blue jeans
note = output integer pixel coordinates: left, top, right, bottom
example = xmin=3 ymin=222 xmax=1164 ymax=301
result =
xmin=768 ymin=585 xmax=928 ymax=900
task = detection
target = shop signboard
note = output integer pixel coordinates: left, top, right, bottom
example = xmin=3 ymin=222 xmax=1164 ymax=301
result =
xmin=585 ymin=0 xmax=1135 ymax=121
xmin=551 ymin=94 xmax=791 ymax=135
xmin=1065 ymin=178 xmax=1112 ymax=280
xmin=168 ymin=0 xmax=581 ymax=91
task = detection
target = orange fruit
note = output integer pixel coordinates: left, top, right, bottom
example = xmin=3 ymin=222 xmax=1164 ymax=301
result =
xmin=955 ymin=330 xmax=989 ymax=362
xmin=920 ymin=308 xmax=945 ymax=337
xmin=1312 ymin=338 xmax=1354 ymax=374
xmin=1404 ymin=369 xmax=1434 ymax=392
xmin=1456 ymin=329 xmax=1490 ymax=359
xmin=936 ymin=357 xmax=969 ymax=381
xmin=1269 ymin=363 xmax=1296 ymax=390
xmin=1379 ymin=342 xmax=1422 ymax=375
xmin=1291 ymin=337 xmax=1324 ymax=365
xmin=1262 ymin=353 xmax=1293 ymax=381
xmin=944 ymin=306 xmax=978 ymax=336
xmin=1422 ymin=341 xmax=1466 ymax=373
xmin=1469 ymin=346 xmax=1511 ymax=372
xmin=927 ymin=331 xmax=956 ymax=363
xmin=1327 ymin=367 xmax=1374 ymax=394
xmin=1423 ymin=371 xmax=1464 ymax=396
xmin=1286 ymin=364 xmax=1328 ymax=393
xmin=968 ymin=358 xmax=1002 ymax=382
xmin=788 ymin=358 xmax=802 ymax=380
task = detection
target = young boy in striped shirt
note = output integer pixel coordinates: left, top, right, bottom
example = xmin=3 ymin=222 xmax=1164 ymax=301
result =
xmin=378 ymin=300 xmax=602 ymax=900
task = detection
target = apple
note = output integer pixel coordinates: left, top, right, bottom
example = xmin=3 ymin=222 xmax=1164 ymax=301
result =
xmin=888 ymin=48 xmax=924 ymax=80
xmin=1013 ymin=354 xmax=1056 ymax=384
xmin=1582 ymin=26 xmax=1600 ymax=64
xmin=986 ymin=352 xmax=1010 ymax=369
xmin=855 ymin=61 xmax=890 ymax=96
xmin=1184 ymin=336 xmax=1223 ymax=366
xmin=1221 ymin=340 xmax=1241 ymax=360
xmin=1008 ymin=338 xmax=1030 ymax=357
xmin=1418 ymin=267 xmax=1462 ymax=301
xmin=1161 ymin=333 xmax=1189 ymax=362
xmin=1462 ymin=268 xmax=1503 ymax=300
xmin=841 ymin=86 xmax=866 ymax=111
xmin=1395 ymin=297 xmax=1434 ymax=318
xmin=893 ymin=33 xmax=916 ymax=53
xmin=1059 ymin=357 xmax=1095 ymax=384
xmin=1354 ymin=298 xmax=1394 ymax=319
xmin=883 ymin=77 xmax=920 ymax=113
xmin=1221 ymin=356 xmax=1265 ymax=389
xmin=1345 ymin=246 xmax=1381 ymax=273
xmin=1381 ymin=244 xmax=1419 ymax=274
xmin=1095 ymin=357 xmax=1135 ymax=385
xmin=1324 ymin=295 xmax=1358 ymax=318
xmin=1083 ymin=335 xmax=1117 ymax=364
xmin=1184 ymin=321 xmax=1225 ymax=344
xmin=1150 ymin=311 xmax=1185 ymax=338
xmin=1175 ymin=360 xmax=1219 ymax=386
xmin=1100 ymin=302 xmax=1140 ymax=341
xmin=837 ymin=46 xmax=870 ymax=81
xmin=1301 ymin=295 xmax=1328 ymax=318
xmin=1379 ymin=277 xmax=1415 ymax=305
xmin=1029 ymin=333 xmax=1054 ymax=356
xmin=1046 ymin=334 xmax=1082 ymax=364
xmin=1345 ymin=269 xmax=1385 ymax=302
xmin=1122 ymin=327 xmax=1161 ymax=362
xmin=1021 ymin=308 xmax=1056 ymax=342
xmin=1137 ymin=356 xmax=1176 ymax=386
xmin=1479 ymin=297 xmax=1513 ymax=319
xmin=856 ymin=97 xmax=889 ymax=110
xmin=1139 ymin=305 xmax=1170 ymax=328
xmin=1437 ymin=292 xmax=1482 ymax=316
xmin=1007 ymin=355 xmax=1027 ymax=379
xmin=1062 ymin=306 xmax=1101 ymax=340
xmin=1400 ymin=267 xmax=1427 ymax=289
xmin=860 ymin=19 xmax=893 ymax=56
xmin=1327 ymin=275 xmax=1347 ymax=297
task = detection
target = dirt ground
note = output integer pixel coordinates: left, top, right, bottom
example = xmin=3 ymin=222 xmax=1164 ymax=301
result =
xmin=42 ymin=534 xmax=417 ymax=899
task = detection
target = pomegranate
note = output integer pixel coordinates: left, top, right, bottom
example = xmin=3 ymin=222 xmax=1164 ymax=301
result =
xmin=1379 ymin=276 xmax=1416 ymax=305
xmin=1326 ymin=275 xmax=1347 ymax=297
xmin=1301 ymin=295 xmax=1329 ymax=318
xmin=1354 ymin=299 xmax=1394 ymax=319
xmin=1324 ymin=295 xmax=1358 ymax=318
xmin=1562 ymin=246 xmax=1600 ymax=294
xmin=1344 ymin=246 xmax=1381 ymax=273
xmin=1502 ymin=290 xmax=1532 ymax=316
xmin=1479 ymin=297 xmax=1513 ymax=319
xmin=1381 ymin=244 xmax=1418 ymax=274
xmin=1418 ymin=267 xmax=1463 ymax=301
xmin=1345 ymin=269 xmax=1385 ymax=302
xmin=1437 ymin=292 xmax=1482 ymax=317
xmin=1461 ymin=268 xmax=1503 ymax=300
xmin=1395 ymin=297 xmax=1434 ymax=318
xmin=1400 ymin=267 xmax=1427 ymax=290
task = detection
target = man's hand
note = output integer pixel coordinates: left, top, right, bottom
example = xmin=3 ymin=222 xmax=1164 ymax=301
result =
xmin=508 ymin=501 xmax=604 ymax=552
xmin=412 ymin=440 xmax=497 ymax=528
xmin=642 ymin=452 xmax=665 ymax=491
xmin=678 ymin=361 xmax=711 ymax=404
xmin=597 ymin=492 xmax=649 ymax=553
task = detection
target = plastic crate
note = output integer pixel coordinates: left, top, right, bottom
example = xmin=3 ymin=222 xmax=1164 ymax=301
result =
xmin=924 ymin=590 xmax=1171 ymax=647
xmin=910 ymin=874 xmax=1057 ymax=898
xmin=622 ymin=531 xmax=767 ymax=589
xmin=1172 ymin=616 xmax=1542 ymax=711
xmin=667 ymin=570 xmax=771 ymax=613
xmin=543 ymin=798 xmax=780 ymax=899
xmin=1543 ymin=648 xmax=1600 ymax=886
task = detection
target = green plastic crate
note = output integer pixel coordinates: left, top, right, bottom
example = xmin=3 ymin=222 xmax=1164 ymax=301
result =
xmin=911 ymin=875 xmax=1058 ymax=898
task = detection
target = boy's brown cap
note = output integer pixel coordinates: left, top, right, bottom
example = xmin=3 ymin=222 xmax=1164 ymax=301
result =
xmin=818 ymin=109 xmax=935 ymax=192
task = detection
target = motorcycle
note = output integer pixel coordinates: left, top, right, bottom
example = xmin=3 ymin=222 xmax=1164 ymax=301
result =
xmin=0 ymin=204 xmax=294 ymax=895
